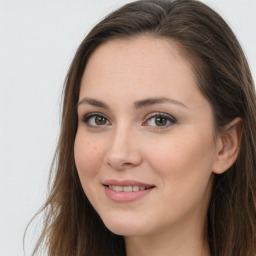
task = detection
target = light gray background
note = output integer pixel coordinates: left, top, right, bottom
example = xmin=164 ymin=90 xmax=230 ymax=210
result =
xmin=0 ymin=0 xmax=255 ymax=255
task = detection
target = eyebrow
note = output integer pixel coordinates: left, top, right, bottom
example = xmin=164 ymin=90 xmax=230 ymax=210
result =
xmin=134 ymin=97 xmax=187 ymax=109
xmin=77 ymin=98 xmax=109 ymax=109
xmin=77 ymin=97 xmax=187 ymax=109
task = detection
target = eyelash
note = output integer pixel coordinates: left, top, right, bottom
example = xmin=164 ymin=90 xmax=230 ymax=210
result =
xmin=82 ymin=112 xmax=177 ymax=129
xmin=143 ymin=112 xmax=177 ymax=129
xmin=82 ymin=112 xmax=111 ymax=128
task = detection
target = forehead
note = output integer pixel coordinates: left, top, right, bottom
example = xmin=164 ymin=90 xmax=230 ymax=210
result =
xmin=80 ymin=36 xmax=196 ymax=95
xmin=84 ymin=36 xmax=189 ymax=75
xmin=88 ymin=36 xmax=184 ymax=65
xmin=78 ymin=35 xmax=213 ymax=116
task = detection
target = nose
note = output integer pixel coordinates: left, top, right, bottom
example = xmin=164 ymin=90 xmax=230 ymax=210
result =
xmin=104 ymin=126 xmax=142 ymax=170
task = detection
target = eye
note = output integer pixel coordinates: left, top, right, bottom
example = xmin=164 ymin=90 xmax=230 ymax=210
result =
xmin=82 ymin=113 xmax=111 ymax=128
xmin=143 ymin=113 xmax=176 ymax=129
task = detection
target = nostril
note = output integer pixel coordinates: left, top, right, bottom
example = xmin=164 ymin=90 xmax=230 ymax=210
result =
xmin=122 ymin=162 xmax=132 ymax=166
xmin=104 ymin=144 xmax=142 ymax=170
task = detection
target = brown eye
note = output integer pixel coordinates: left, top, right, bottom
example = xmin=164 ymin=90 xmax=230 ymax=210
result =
xmin=155 ymin=116 xmax=168 ymax=126
xmin=83 ymin=113 xmax=111 ymax=127
xmin=143 ymin=113 xmax=176 ymax=129
xmin=95 ymin=116 xmax=107 ymax=125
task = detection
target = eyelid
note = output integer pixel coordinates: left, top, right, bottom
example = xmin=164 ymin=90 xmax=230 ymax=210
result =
xmin=80 ymin=111 xmax=176 ymax=129
xmin=143 ymin=112 xmax=177 ymax=128
xmin=82 ymin=112 xmax=111 ymax=128
xmin=145 ymin=112 xmax=176 ymax=121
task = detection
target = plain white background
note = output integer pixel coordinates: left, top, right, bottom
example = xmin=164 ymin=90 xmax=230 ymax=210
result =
xmin=0 ymin=0 xmax=255 ymax=255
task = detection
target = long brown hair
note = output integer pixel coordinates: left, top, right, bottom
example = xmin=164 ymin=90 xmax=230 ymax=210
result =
xmin=27 ymin=0 xmax=256 ymax=255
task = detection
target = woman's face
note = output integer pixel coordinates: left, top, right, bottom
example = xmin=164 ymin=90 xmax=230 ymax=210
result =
xmin=74 ymin=36 xmax=220 ymax=237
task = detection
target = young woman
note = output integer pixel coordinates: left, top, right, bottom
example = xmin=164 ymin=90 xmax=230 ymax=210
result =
xmin=29 ymin=0 xmax=256 ymax=255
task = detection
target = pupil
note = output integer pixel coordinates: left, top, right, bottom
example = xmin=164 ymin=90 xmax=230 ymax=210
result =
xmin=155 ymin=117 xmax=167 ymax=126
xmin=96 ymin=116 xmax=106 ymax=125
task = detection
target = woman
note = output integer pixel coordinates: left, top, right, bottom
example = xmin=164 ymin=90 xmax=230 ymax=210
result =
xmin=29 ymin=0 xmax=256 ymax=255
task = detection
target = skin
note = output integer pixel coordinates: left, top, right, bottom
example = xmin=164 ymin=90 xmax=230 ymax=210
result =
xmin=74 ymin=36 xmax=241 ymax=256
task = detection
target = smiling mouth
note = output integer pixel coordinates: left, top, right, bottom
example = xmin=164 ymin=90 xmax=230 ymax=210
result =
xmin=106 ymin=185 xmax=154 ymax=192
xmin=104 ymin=182 xmax=155 ymax=202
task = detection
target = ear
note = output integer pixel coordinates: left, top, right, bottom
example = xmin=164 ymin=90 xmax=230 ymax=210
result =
xmin=213 ymin=117 xmax=243 ymax=174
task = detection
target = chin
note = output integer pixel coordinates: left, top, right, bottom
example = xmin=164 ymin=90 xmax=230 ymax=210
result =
xmin=101 ymin=215 xmax=150 ymax=237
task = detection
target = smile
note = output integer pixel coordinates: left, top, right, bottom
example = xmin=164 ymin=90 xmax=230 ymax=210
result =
xmin=103 ymin=180 xmax=155 ymax=202
xmin=107 ymin=185 xmax=151 ymax=192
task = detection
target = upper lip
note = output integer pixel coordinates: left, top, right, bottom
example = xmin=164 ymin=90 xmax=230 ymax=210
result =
xmin=103 ymin=179 xmax=155 ymax=188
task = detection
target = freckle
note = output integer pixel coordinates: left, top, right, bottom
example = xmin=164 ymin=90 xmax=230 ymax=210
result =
xmin=94 ymin=147 xmax=97 ymax=150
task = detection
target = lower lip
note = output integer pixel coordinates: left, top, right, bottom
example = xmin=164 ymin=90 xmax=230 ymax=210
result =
xmin=104 ymin=186 xmax=154 ymax=202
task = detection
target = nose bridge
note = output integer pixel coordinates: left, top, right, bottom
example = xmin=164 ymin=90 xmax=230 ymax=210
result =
xmin=104 ymin=121 xmax=141 ymax=169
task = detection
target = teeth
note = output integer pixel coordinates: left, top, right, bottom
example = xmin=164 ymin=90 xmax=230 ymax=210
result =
xmin=109 ymin=185 xmax=149 ymax=192
xmin=133 ymin=186 xmax=139 ymax=191
xmin=123 ymin=186 xmax=132 ymax=192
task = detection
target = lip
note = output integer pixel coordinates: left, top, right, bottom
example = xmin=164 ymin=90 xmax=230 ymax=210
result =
xmin=103 ymin=179 xmax=155 ymax=188
xmin=103 ymin=179 xmax=155 ymax=203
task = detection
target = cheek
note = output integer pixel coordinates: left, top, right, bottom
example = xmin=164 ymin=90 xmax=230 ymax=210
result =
xmin=145 ymin=130 xmax=215 ymax=192
xmin=74 ymin=132 xmax=105 ymax=180
xmin=145 ymin=133 xmax=215 ymax=221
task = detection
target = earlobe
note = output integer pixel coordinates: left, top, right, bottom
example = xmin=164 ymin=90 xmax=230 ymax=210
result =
xmin=213 ymin=117 xmax=243 ymax=174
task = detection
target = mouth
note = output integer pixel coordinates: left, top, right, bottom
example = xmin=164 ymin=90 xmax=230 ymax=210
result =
xmin=103 ymin=180 xmax=155 ymax=202
xmin=105 ymin=185 xmax=154 ymax=192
